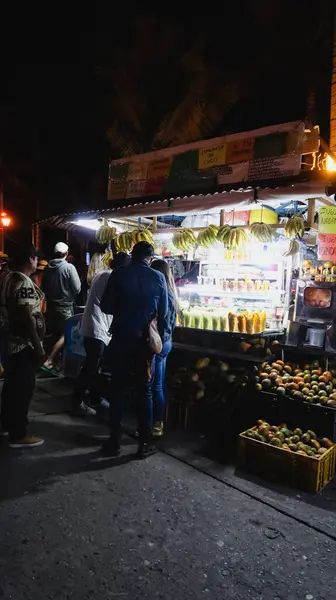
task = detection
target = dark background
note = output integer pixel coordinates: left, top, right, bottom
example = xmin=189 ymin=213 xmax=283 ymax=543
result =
xmin=0 ymin=2 xmax=333 ymax=251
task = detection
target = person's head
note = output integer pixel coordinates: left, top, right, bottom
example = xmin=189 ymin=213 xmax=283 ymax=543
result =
xmin=151 ymin=259 xmax=177 ymax=300
xmin=131 ymin=241 xmax=154 ymax=263
xmin=54 ymin=241 xmax=69 ymax=259
xmin=11 ymin=243 xmax=40 ymax=275
xmin=111 ymin=252 xmax=131 ymax=270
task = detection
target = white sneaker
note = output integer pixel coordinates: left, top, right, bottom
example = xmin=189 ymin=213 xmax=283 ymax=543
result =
xmin=76 ymin=402 xmax=97 ymax=417
xmin=0 ymin=429 xmax=9 ymax=437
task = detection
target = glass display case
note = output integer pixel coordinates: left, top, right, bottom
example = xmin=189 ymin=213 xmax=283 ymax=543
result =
xmin=177 ymin=258 xmax=287 ymax=334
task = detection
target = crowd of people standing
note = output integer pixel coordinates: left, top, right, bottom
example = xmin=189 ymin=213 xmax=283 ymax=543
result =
xmin=0 ymin=239 xmax=177 ymax=458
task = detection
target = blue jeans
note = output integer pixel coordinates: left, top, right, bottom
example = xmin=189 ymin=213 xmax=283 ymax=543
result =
xmin=152 ymin=339 xmax=172 ymax=422
xmin=107 ymin=338 xmax=153 ymax=443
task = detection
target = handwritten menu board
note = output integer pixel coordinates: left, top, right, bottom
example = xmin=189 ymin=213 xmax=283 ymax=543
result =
xmin=318 ymin=207 xmax=336 ymax=260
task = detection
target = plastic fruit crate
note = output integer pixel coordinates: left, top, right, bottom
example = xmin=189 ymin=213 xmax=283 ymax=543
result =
xmin=238 ymin=429 xmax=336 ymax=493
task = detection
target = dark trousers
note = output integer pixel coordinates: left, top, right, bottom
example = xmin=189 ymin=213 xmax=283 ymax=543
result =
xmin=0 ymin=347 xmax=37 ymax=441
xmin=74 ymin=337 xmax=105 ymax=407
xmin=107 ymin=338 xmax=153 ymax=444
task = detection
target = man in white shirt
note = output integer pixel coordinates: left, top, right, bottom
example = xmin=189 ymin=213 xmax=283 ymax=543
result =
xmin=74 ymin=252 xmax=131 ymax=415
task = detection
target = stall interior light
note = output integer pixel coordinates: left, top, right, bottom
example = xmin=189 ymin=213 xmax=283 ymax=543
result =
xmin=73 ymin=219 xmax=104 ymax=231
xmin=326 ymin=155 xmax=336 ymax=171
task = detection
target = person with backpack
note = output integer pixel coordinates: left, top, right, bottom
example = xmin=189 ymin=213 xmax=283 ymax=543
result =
xmin=0 ymin=244 xmax=45 ymax=447
xmin=41 ymin=242 xmax=81 ymax=373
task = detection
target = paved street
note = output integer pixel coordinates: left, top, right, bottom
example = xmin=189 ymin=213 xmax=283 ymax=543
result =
xmin=0 ymin=379 xmax=335 ymax=599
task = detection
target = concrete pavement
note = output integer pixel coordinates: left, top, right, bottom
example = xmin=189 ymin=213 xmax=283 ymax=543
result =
xmin=0 ymin=378 xmax=335 ymax=599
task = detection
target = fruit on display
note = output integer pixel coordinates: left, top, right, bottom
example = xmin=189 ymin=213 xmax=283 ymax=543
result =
xmin=282 ymin=239 xmax=300 ymax=257
xmin=168 ymin=356 xmax=247 ymax=406
xmin=197 ymin=225 xmax=219 ymax=248
xmin=114 ymin=231 xmax=133 ymax=252
xmin=228 ymin=311 xmax=266 ymax=334
xmin=172 ymin=229 xmax=197 ymax=251
xmin=101 ymin=250 xmax=113 ymax=266
xmin=256 ymin=359 xmax=336 ymax=408
xmin=217 ymin=225 xmax=231 ymax=243
xmin=284 ymin=216 xmax=305 ymax=239
xmin=249 ymin=222 xmax=274 ymax=242
xmin=242 ymin=420 xmax=334 ymax=458
xmin=217 ymin=226 xmax=248 ymax=250
xmin=96 ymin=224 xmax=117 ymax=244
xmin=131 ymin=228 xmax=154 ymax=245
xmin=301 ymin=261 xmax=336 ymax=282
xmin=182 ymin=308 xmax=227 ymax=331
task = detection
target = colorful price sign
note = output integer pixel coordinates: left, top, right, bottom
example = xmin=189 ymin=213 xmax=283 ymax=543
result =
xmin=127 ymin=162 xmax=148 ymax=181
xmin=107 ymin=181 xmax=127 ymax=201
xmin=318 ymin=233 xmax=336 ymax=260
xmin=319 ymin=207 xmax=336 ymax=234
xmin=198 ymin=144 xmax=227 ymax=169
xmin=226 ymin=138 xmax=254 ymax=164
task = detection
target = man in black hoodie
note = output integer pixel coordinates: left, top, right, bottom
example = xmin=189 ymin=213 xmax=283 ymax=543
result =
xmin=42 ymin=242 xmax=81 ymax=371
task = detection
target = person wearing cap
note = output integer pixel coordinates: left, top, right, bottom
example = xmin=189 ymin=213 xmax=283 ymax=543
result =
xmin=41 ymin=242 xmax=81 ymax=372
xmin=0 ymin=243 xmax=45 ymax=447
xmin=100 ymin=241 xmax=168 ymax=458
xmin=73 ymin=252 xmax=131 ymax=416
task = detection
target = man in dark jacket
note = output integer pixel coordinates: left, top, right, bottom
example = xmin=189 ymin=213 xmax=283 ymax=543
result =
xmin=42 ymin=242 xmax=81 ymax=372
xmin=100 ymin=241 xmax=168 ymax=458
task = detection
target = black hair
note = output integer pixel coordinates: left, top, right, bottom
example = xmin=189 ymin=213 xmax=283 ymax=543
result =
xmin=111 ymin=252 xmax=131 ymax=269
xmin=132 ymin=241 xmax=154 ymax=262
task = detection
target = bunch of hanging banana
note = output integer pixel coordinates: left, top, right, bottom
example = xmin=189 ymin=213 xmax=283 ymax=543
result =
xmin=102 ymin=250 xmax=113 ymax=266
xmin=96 ymin=225 xmax=117 ymax=244
xmin=197 ymin=224 xmax=220 ymax=247
xmin=282 ymin=239 xmax=300 ymax=257
xmin=131 ymin=228 xmax=154 ymax=245
xmin=284 ymin=216 xmax=305 ymax=239
xmin=217 ymin=225 xmax=231 ymax=243
xmin=114 ymin=231 xmax=133 ymax=252
xmin=249 ymin=222 xmax=274 ymax=242
xmin=172 ymin=228 xmax=196 ymax=251
xmin=217 ymin=226 xmax=248 ymax=250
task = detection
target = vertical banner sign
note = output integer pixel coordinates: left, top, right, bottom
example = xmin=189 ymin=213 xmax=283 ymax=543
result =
xmin=318 ymin=207 xmax=336 ymax=260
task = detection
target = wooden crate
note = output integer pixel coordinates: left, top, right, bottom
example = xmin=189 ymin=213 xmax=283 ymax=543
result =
xmin=238 ymin=430 xmax=336 ymax=493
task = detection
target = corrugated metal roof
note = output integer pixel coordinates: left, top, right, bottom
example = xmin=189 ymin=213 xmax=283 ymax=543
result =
xmin=35 ymin=171 xmax=336 ymax=231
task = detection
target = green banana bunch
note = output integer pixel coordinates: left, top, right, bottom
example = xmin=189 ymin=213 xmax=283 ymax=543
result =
xmin=96 ymin=225 xmax=117 ymax=244
xmin=249 ymin=222 xmax=274 ymax=242
xmin=284 ymin=216 xmax=305 ymax=239
xmin=217 ymin=226 xmax=248 ymax=249
xmin=197 ymin=224 xmax=219 ymax=248
xmin=173 ymin=228 xmax=196 ymax=251
xmin=115 ymin=231 xmax=133 ymax=252
xmin=131 ymin=229 xmax=154 ymax=245
xmin=282 ymin=239 xmax=300 ymax=257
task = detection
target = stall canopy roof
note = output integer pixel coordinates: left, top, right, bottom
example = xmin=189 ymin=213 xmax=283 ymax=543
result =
xmin=37 ymin=170 xmax=336 ymax=233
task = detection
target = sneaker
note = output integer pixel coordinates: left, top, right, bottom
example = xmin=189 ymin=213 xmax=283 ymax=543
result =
xmin=101 ymin=438 xmax=121 ymax=457
xmin=152 ymin=421 xmax=164 ymax=438
xmin=137 ymin=442 xmax=157 ymax=459
xmin=0 ymin=429 xmax=9 ymax=437
xmin=9 ymin=436 xmax=44 ymax=448
xmin=73 ymin=402 xmax=97 ymax=417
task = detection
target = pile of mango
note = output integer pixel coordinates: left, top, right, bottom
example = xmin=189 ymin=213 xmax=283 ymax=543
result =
xmin=256 ymin=359 xmax=336 ymax=408
xmin=243 ymin=420 xmax=334 ymax=458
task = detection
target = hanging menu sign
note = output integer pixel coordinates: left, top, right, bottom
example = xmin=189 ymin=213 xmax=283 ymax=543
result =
xmin=318 ymin=207 xmax=336 ymax=260
xmin=318 ymin=207 xmax=336 ymax=234
xmin=318 ymin=234 xmax=336 ymax=260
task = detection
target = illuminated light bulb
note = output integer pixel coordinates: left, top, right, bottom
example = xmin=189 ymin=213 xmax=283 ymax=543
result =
xmin=326 ymin=155 xmax=336 ymax=171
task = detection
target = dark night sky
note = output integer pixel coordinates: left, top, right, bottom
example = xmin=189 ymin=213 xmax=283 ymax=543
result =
xmin=0 ymin=2 xmax=333 ymax=246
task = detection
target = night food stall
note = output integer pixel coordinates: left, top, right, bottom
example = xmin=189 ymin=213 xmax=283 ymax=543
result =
xmin=37 ymin=120 xmax=336 ymax=490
